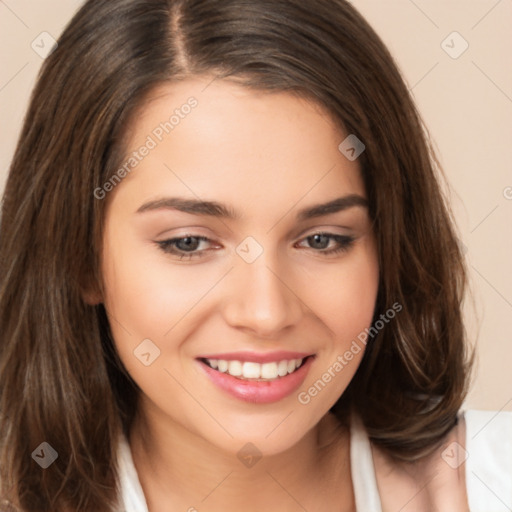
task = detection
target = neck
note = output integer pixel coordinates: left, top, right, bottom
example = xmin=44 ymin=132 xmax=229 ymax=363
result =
xmin=129 ymin=406 xmax=354 ymax=512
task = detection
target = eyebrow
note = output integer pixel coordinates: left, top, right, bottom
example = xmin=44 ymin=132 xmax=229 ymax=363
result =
xmin=296 ymin=194 xmax=368 ymax=220
xmin=136 ymin=197 xmax=240 ymax=219
xmin=136 ymin=194 xmax=368 ymax=220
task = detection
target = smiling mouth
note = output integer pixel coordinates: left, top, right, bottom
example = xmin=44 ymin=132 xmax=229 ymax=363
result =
xmin=199 ymin=356 xmax=312 ymax=381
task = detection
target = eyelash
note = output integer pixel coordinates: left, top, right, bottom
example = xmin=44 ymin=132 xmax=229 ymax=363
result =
xmin=156 ymin=233 xmax=355 ymax=261
xmin=157 ymin=236 xmax=215 ymax=261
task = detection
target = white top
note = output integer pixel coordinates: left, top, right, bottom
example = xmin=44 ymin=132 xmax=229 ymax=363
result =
xmin=116 ymin=410 xmax=512 ymax=511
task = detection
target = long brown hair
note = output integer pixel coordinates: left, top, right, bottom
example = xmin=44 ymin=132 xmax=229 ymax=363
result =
xmin=0 ymin=0 xmax=472 ymax=509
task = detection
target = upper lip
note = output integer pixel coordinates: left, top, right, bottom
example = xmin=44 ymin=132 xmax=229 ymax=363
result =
xmin=197 ymin=351 xmax=313 ymax=364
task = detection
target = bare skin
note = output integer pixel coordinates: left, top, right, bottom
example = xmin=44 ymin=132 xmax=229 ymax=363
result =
xmin=99 ymin=76 xmax=379 ymax=511
xmin=131 ymin=411 xmax=354 ymax=511
xmin=373 ymin=415 xmax=470 ymax=512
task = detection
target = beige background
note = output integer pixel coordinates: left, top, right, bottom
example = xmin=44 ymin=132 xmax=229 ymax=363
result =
xmin=0 ymin=1 xmax=511 ymax=411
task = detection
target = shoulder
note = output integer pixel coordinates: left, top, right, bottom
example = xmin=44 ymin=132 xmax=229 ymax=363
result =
xmin=464 ymin=409 xmax=512 ymax=511
xmin=371 ymin=409 xmax=512 ymax=512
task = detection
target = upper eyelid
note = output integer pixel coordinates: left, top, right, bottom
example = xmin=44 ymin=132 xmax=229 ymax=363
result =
xmin=159 ymin=232 xmax=353 ymax=252
xmin=159 ymin=235 xmax=214 ymax=248
xmin=295 ymin=233 xmax=354 ymax=250
xmin=158 ymin=225 xmax=354 ymax=242
xmin=160 ymin=231 xmax=349 ymax=243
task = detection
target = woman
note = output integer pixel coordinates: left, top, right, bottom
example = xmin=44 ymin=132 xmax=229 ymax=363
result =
xmin=0 ymin=0 xmax=510 ymax=510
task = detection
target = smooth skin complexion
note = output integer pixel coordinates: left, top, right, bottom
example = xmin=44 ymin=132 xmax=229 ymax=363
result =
xmin=99 ymin=77 xmax=379 ymax=511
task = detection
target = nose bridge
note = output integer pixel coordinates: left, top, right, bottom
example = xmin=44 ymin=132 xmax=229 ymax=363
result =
xmin=222 ymin=244 xmax=303 ymax=336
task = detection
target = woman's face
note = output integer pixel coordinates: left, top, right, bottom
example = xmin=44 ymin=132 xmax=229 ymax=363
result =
xmin=100 ymin=77 xmax=379 ymax=456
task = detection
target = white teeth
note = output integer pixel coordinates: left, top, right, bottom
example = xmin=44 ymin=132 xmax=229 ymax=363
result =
xmin=277 ymin=360 xmax=289 ymax=377
xmin=205 ymin=357 xmax=305 ymax=380
xmin=228 ymin=360 xmax=243 ymax=377
xmin=261 ymin=362 xmax=278 ymax=379
xmin=242 ymin=362 xmax=261 ymax=379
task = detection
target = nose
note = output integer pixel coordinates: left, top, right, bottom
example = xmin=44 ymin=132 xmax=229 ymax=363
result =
xmin=221 ymin=255 xmax=304 ymax=338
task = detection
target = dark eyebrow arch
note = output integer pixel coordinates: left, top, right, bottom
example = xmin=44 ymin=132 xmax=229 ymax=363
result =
xmin=296 ymin=194 xmax=368 ymax=220
xmin=136 ymin=197 xmax=240 ymax=219
xmin=136 ymin=194 xmax=368 ymax=220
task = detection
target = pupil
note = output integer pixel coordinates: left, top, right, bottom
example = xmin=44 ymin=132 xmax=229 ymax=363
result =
xmin=310 ymin=234 xmax=329 ymax=249
xmin=178 ymin=237 xmax=199 ymax=251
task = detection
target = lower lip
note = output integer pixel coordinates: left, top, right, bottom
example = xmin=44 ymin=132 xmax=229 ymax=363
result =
xmin=198 ymin=357 xmax=314 ymax=404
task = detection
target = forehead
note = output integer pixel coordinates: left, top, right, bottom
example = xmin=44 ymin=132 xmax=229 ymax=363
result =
xmin=112 ymin=77 xmax=366 ymax=216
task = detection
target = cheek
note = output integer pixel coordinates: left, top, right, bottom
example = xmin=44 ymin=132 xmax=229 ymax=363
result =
xmin=100 ymin=237 xmax=199 ymax=407
xmin=100 ymin=230 xmax=233 ymax=398
xmin=101 ymin=231 xmax=224 ymax=340
xmin=297 ymin=238 xmax=379 ymax=408
xmin=312 ymin=239 xmax=379 ymax=341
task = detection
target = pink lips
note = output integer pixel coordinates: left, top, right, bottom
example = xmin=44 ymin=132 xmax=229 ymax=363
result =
xmin=196 ymin=351 xmax=314 ymax=404
xmin=198 ymin=350 xmax=312 ymax=363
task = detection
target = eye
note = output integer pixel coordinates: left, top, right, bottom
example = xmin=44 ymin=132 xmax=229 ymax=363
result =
xmin=296 ymin=233 xmax=355 ymax=255
xmin=156 ymin=236 xmax=218 ymax=260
